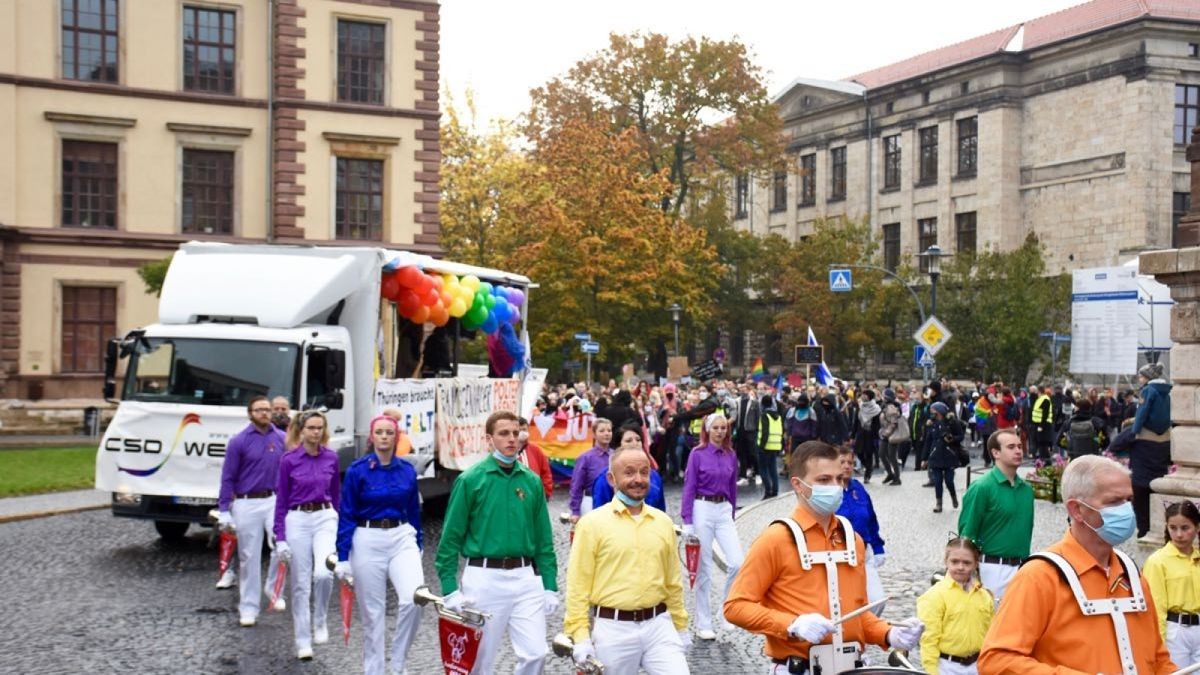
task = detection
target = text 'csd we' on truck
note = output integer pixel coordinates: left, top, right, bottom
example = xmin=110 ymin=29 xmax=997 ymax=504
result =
xmin=95 ymin=243 xmax=537 ymax=540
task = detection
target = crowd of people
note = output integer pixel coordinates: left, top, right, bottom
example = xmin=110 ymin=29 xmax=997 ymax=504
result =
xmin=210 ymin=356 xmax=1192 ymax=674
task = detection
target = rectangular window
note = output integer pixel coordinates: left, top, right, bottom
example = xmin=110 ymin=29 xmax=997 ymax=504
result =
xmin=1175 ymin=191 xmax=1192 ymax=248
xmin=919 ymin=126 xmax=938 ymax=184
xmin=829 ymin=147 xmax=846 ymax=201
xmin=336 ymin=157 xmax=384 ymax=240
xmin=882 ymin=222 xmax=900 ymax=272
xmin=957 ymin=117 xmax=977 ymax=177
xmin=735 ymin=173 xmax=749 ymax=218
xmin=336 ymin=20 xmax=386 ymax=105
xmin=1177 ymin=84 xmax=1199 ymax=145
xmin=883 ymin=134 xmax=901 ymax=189
xmin=182 ymin=149 xmax=234 ymax=235
xmin=799 ymin=154 xmax=815 ymax=206
xmin=771 ymin=169 xmax=787 ymax=212
xmin=61 ymin=286 xmax=117 ymax=373
xmin=62 ymin=140 xmax=118 ymax=229
xmin=955 ymin=211 xmax=977 ymax=254
xmin=62 ymin=0 xmax=119 ymax=82
xmin=1189 ymin=43 xmax=1199 ymax=58
xmin=183 ymin=5 xmax=236 ymax=94
xmin=918 ymin=217 xmax=938 ymax=272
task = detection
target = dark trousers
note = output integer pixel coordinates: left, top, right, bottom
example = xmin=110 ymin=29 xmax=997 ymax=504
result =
xmin=881 ymin=442 xmax=901 ymax=481
xmin=931 ymin=467 xmax=957 ymax=504
xmin=855 ymin=438 xmax=876 ymax=481
xmin=736 ymin=431 xmax=757 ymax=478
xmin=758 ymin=449 xmax=780 ymax=498
xmin=897 ymin=440 xmax=912 ymax=469
xmin=1133 ymin=484 xmax=1153 ymax=538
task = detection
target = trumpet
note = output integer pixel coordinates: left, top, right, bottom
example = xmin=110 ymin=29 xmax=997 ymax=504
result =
xmin=207 ymin=508 xmax=236 ymax=533
xmin=412 ymin=585 xmax=490 ymax=626
xmin=551 ymin=633 xmax=605 ymax=673
xmin=325 ymin=554 xmax=354 ymax=588
xmin=887 ymin=649 xmax=920 ymax=671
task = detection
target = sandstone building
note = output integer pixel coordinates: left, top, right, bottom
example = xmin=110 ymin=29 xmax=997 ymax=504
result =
xmin=0 ymin=0 xmax=440 ymax=399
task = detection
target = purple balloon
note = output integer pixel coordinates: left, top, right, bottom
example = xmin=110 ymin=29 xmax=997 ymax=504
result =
xmin=509 ymin=288 xmax=525 ymax=307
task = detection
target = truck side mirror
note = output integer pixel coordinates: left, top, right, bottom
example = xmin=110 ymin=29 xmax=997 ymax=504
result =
xmin=103 ymin=339 xmax=119 ymax=401
xmin=325 ymin=350 xmax=346 ymax=391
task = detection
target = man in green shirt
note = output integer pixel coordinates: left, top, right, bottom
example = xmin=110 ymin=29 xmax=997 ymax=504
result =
xmin=435 ymin=410 xmax=558 ymax=675
xmin=957 ymin=428 xmax=1034 ymax=604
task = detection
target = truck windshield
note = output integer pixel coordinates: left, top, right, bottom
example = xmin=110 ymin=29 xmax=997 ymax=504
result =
xmin=122 ymin=338 xmax=299 ymax=407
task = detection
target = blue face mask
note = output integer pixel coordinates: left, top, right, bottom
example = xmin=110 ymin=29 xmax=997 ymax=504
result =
xmin=492 ymin=449 xmax=516 ymax=466
xmin=1080 ymin=500 xmax=1136 ymax=545
xmin=615 ymin=490 xmax=643 ymax=508
xmin=800 ymin=479 xmax=844 ymax=516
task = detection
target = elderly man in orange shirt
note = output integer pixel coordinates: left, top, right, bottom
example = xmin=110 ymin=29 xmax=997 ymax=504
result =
xmin=978 ymin=454 xmax=1176 ymax=675
xmin=725 ymin=440 xmax=924 ymax=674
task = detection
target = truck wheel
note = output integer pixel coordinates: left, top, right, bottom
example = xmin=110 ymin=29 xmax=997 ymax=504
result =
xmin=154 ymin=520 xmax=189 ymax=541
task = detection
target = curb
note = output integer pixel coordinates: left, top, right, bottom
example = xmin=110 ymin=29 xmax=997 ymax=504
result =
xmin=0 ymin=502 xmax=108 ymax=525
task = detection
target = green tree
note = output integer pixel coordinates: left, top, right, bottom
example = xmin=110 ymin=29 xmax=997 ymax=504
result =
xmin=137 ymin=257 xmax=172 ymax=297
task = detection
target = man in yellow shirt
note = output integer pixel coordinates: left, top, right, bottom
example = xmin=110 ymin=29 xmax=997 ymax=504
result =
xmin=564 ymin=444 xmax=690 ymax=674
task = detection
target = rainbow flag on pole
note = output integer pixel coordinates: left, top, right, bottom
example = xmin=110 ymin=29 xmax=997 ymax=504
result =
xmin=750 ymin=357 xmax=766 ymax=382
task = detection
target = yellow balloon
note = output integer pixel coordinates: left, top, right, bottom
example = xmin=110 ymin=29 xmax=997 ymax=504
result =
xmin=442 ymin=272 xmax=456 ymax=286
xmin=461 ymin=275 xmax=480 ymax=292
xmin=448 ymin=298 xmax=468 ymax=318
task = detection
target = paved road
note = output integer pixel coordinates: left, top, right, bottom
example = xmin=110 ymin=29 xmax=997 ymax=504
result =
xmin=0 ymin=449 xmax=1085 ymax=674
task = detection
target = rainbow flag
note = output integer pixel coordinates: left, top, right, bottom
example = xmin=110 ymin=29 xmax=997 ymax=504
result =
xmin=750 ymin=357 xmax=766 ymax=382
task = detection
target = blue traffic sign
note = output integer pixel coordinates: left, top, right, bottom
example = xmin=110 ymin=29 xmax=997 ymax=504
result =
xmin=829 ymin=269 xmax=852 ymax=292
xmin=581 ymin=341 xmax=600 ymax=354
xmin=573 ymin=332 xmax=592 ymax=341
xmin=914 ymin=345 xmax=935 ymax=367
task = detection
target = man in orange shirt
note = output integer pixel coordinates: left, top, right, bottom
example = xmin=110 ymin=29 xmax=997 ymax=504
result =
xmin=725 ymin=441 xmax=924 ymax=673
xmin=978 ymin=454 xmax=1176 ymax=675
xmin=518 ymin=417 xmax=554 ymax=500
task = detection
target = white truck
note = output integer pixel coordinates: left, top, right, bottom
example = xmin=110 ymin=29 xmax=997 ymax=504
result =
xmin=94 ymin=243 xmax=532 ymax=540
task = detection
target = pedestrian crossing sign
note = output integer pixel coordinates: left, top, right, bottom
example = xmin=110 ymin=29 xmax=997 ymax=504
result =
xmin=913 ymin=316 xmax=952 ymax=355
xmin=829 ymin=269 xmax=852 ymax=292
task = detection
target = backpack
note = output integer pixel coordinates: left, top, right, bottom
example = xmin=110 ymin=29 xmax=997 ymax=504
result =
xmin=1068 ymin=419 xmax=1098 ymax=456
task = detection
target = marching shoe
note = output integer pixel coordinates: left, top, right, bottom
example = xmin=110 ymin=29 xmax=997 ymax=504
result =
xmin=314 ymin=624 xmax=329 ymax=645
xmin=297 ymin=646 xmax=314 ymax=661
xmin=697 ymin=629 xmax=717 ymax=641
xmin=933 ymin=500 xmax=943 ymax=513
xmin=216 ymin=567 xmax=237 ymax=589
xmin=951 ymin=494 xmax=959 ymax=509
xmin=239 ymin=615 xmax=256 ymax=627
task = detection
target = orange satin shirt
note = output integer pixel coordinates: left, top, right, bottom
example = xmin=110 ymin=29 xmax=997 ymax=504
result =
xmin=724 ymin=503 xmax=891 ymax=660
xmin=978 ymin=529 xmax=1175 ymax=675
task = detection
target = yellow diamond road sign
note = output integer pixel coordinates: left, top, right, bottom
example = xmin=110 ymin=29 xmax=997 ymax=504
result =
xmin=914 ymin=316 xmax=952 ymax=355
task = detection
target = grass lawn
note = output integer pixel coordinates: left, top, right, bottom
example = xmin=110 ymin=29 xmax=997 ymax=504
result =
xmin=0 ymin=446 xmax=96 ymax=497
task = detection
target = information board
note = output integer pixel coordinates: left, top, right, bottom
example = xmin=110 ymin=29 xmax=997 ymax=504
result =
xmin=794 ymin=345 xmax=824 ymax=365
xmin=1069 ymin=266 xmax=1138 ymax=375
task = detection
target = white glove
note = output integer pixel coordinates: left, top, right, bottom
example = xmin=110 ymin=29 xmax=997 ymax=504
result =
xmin=888 ymin=617 xmax=925 ymax=651
xmin=334 ymin=560 xmax=351 ymax=581
xmin=682 ymin=524 xmax=695 ymax=536
xmin=216 ymin=511 xmax=232 ymax=529
xmin=275 ymin=540 xmax=292 ymax=562
xmin=788 ymin=613 xmax=836 ymax=643
xmin=872 ymin=553 xmax=887 ymax=568
xmin=678 ymin=629 xmax=693 ymax=652
xmin=543 ymin=590 xmax=560 ymax=615
xmin=444 ymin=590 xmax=474 ymax=613
xmin=572 ymin=638 xmax=596 ymax=665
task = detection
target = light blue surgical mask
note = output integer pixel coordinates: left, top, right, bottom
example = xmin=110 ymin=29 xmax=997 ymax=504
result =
xmin=800 ymin=479 xmax=844 ymax=516
xmin=615 ymin=490 xmax=643 ymax=508
xmin=492 ymin=450 xmax=516 ymax=466
xmin=1080 ymin=500 xmax=1136 ymax=545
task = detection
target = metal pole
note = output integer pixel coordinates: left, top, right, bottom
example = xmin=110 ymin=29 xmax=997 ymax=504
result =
xmin=673 ymin=320 xmax=680 ymax=357
xmin=930 ymin=273 xmax=938 ymax=378
xmin=586 ymin=352 xmax=592 ymax=385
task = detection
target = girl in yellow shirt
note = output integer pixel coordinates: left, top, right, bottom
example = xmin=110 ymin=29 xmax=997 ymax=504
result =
xmin=917 ymin=536 xmax=994 ymax=674
xmin=1144 ymin=500 xmax=1200 ymax=668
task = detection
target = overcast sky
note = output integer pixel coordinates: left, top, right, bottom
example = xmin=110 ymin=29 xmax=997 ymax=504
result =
xmin=440 ymin=0 xmax=1085 ymax=128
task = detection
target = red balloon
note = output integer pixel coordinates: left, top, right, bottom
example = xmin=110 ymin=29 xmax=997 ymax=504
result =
xmin=429 ymin=274 xmax=444 ymax=290
xmin=422 ymin=285 xmax=440 ymax=307
xmin=381 ymin=273 xmax=400 ymax=300
xmin=410 ymin=304 xmax=431 ymax=324
xmin=397 ymin=289 xmax=420 ymax=317
xmin=397 ymin=266 xmax=422 ymax=288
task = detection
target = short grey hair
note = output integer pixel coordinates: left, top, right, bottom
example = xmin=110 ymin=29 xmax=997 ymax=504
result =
xmin=608 ymin=444 xmax=648 ymax=474
xmin=1060 ymin=455 xmax=1131 ymax=502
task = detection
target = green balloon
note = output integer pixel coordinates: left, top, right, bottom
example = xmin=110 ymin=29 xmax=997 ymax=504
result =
xmin=473 ymin=291 xmax=486 ymax=309
xmin=468 ymin=304 xmax=488 ymax=325
xmin=485 ymin=294 xmax=496 ymax=309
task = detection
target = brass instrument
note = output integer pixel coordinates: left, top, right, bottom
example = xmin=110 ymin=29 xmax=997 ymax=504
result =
xmin=412 ymin=585 xmax=490 ymax=626
xmin=550 ymin=632 xmax=604 ymax=674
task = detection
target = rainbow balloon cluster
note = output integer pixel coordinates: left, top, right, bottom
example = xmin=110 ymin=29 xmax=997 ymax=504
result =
xmin=381 ymin=266 xmax=525 ymax=334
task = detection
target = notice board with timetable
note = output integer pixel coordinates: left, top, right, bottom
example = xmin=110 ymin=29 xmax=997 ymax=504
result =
xmin=1069 ymin=266 xmax=1138 ymax=375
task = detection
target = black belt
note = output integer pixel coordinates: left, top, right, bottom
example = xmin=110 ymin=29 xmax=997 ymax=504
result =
xmin=1168 ymin=612 xmax=1200 ymax=626
xmin=697 ymin=494 xmax=727 ymax=503
xmin=467 ymin=556 xmax=533 ymax=570
xmin=941 ymin=653 xmax=979 ymax=665
xmin=358 ymin=518 xmax=403 ymax=529
xmin=980 ymin=554 xmax=1022 ymax=566
xmin=594 ymin=602 xmax=667 ymax=622
xmin=291 ymin=501 xmax=332 ymax=512
xmin=237 ymin=490 xmax=274 ymax=499
xmin=584 ymin=489 xmax=593 ymax=496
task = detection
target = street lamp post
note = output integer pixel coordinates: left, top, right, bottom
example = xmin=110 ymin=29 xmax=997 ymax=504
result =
xmin=919 ymin=245 xmax=949 ymax=378
xmin=668 ymin=303 xmax=683 ymax=356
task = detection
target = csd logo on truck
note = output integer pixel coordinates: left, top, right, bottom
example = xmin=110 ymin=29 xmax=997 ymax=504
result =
xmin=114 ymin=413 xmax=223 ymax=477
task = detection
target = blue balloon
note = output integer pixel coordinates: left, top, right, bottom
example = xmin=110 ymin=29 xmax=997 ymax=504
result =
xmin=481 ymin=312 xmax=499 ymax=334
xmin=492 ymin=298 xmax=511 ymax=323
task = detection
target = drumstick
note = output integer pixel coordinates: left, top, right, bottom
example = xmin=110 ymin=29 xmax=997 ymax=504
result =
xmin=833 ymin=596 xmax=890 ymax=625
xmin=1171 ymin=662 xmax=1200 ymax=675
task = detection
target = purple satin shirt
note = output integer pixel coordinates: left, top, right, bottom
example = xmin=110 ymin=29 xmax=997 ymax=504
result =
xmin=681 ymin=442 xmax=738 ymax=524
xmin=217 ymin=423 xmax=286 ymax=511
xmin=569 ymin=446 xmax=610 ymax=515
xmin=274 ymin=445 xmax=341 ymax=542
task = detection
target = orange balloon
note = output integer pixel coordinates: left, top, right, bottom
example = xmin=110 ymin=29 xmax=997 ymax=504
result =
xmin=410 ymin=305 xmax=431 ymax=324
xmin=430 ymin=304 xmax=449 ymax=326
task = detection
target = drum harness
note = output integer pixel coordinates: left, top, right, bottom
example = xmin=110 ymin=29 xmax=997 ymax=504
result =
xmin=1024 ymin=548 xmax=1145 ymax=675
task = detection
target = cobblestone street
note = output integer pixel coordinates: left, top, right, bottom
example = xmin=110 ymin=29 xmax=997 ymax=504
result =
xmin=0 ymin=451 xmax=1083 ymax=674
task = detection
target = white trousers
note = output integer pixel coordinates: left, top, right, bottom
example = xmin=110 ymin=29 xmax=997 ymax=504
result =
xmin=937 ymin=658 xmax=979 ymax=675
xmin=1167 ymin=621 xmax=1200 ymax=669
xmin=864 ymin=549 xmax=886 ymax=614
xmin=229 ymin=495 xmax=282 ymax=619
xmin=285 ymin=508 xmax=337 ymax=650
xmin=581 ymin=494 xmax=594 ymax=516
xmin=351 ymin=523 xmax=424 ymax=675
xmin=593 ymin=612 xmax=689 ymax=675
xmin=693 ymin=499 xmax=745 ymax=631
xmin=460 ymin=564 xmax=547 ymax=675
xmin=979 ymin=562 xmax=1018 ymax=607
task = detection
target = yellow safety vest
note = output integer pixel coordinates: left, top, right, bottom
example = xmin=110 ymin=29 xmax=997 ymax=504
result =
xmin=689 ymin=417 xmax=703 ymax=435
xmin=1031 ymin=394 xmax=1053 ymax=424
xmin=763 ymin=413 xmax=783 ymax=452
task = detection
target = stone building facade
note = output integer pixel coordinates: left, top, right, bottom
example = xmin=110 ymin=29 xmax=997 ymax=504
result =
xmin=0 ymin=0 xmax=440 ymax=399
xmin=735 ymin=0 xmax=1200 ymax=277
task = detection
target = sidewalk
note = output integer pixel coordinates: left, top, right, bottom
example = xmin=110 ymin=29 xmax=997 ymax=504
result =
xmin=0 ymin=489 xmax=109 ymax=524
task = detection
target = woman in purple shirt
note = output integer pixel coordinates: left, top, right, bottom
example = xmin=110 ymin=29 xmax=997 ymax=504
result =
xmin=273 ymin=410 xmax=341 ymax=661
xmin=568 ymin=417 xmax=613 ymax=522
xmin=680 ymin=412 xmax=744 ymax=641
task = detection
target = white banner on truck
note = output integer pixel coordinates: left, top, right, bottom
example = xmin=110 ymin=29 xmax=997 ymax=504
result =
xmin=373 ymin=379 xmax=437 ymax=472
xmin=435 ymin=378 xmax=520 ymax=471
xmin=1069 ymin=266 xmax=1138 ymax=375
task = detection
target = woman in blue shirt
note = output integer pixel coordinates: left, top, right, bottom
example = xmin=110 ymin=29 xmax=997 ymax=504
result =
xmin=836 ymin=445 xmax=888 ymax=612
xmin=334 ymin=415 xmax=423 ymax=675
xmin=591 ymin=424 xmax=667 ymax=512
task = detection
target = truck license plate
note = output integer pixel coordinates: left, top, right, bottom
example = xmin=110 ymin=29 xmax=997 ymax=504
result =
xmin=173 ymin=496 xmax=217 ymax=506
